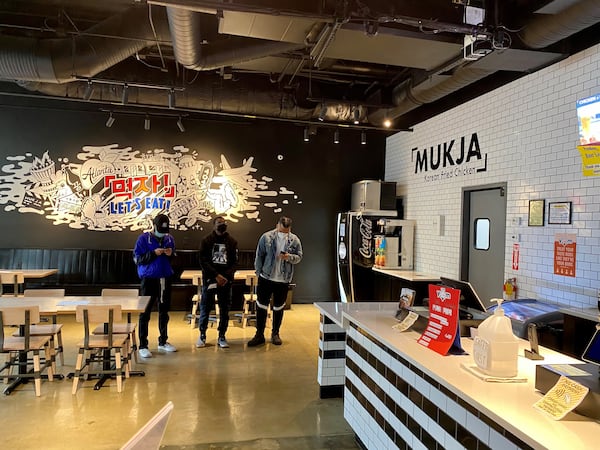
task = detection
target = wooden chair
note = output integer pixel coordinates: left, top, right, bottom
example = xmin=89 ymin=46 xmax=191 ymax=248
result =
xmin=0 ymin=305 xmax=54 ymax=397
xmin=238 ymin=274 xmax=258 ymax=328
xmin=190 ymin=275 xmax=202 ymax=329
xmin=72 ymin=304 xmax=130 ymax=394
xmin=19 ymin=289 xmax=65 ymax=368
xmin=0 ymin=271 xmax=24 ymax=297
xmin=237 ymin=274 xmax=271 ymax=328
xmin=190 ymin=276 xmax=219 ymax=329
xmin=94 ymin=289 xmax=139 ymax=364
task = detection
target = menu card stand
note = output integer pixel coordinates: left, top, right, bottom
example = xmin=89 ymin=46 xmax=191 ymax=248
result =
xmin=417 ymin=284 xmax=465 ymax=355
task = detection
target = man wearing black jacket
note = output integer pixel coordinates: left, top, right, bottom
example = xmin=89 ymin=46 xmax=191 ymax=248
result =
xmin=197 ymin=216 xmax=238 ymax=349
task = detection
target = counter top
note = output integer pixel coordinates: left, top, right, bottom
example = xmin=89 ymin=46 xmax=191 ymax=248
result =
xmin=343 ymin=307 xmax=599 ymax=450
xmin=372 ymin=267 xmax=439 ymax=282
xmin=314 ymin=301 xmax=396 ymax=328
xmin=560 ymin=306 xmax=600 ymax=323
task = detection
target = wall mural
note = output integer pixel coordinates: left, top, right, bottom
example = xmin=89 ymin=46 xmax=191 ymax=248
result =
xmin=0 ymin=144 xmax=302 ymax=231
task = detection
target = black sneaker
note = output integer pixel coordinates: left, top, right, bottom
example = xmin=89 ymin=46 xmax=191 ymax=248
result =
xmin=271 ymin=334 xmax=282 ymax=345
xmin=247 ymin=334 xmax=266 ymax=347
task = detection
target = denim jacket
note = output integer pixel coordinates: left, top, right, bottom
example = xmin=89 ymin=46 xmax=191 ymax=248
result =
xmin=255 ymin=228 xmax=303 ymax=283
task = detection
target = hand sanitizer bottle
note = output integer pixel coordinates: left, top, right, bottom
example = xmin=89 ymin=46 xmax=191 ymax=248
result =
xmin=473 ymin=299 xmax=519 ymax=377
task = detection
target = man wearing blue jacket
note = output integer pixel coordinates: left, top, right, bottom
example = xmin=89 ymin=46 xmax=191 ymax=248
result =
xmin=248 ymin=216 xmax=303 ymax=347
xmin=133 ymin=213 xmax=177 ymax=358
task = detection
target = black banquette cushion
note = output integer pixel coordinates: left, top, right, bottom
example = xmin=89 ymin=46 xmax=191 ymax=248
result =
xmin=0 ymin=248 xmax=255 ymax=311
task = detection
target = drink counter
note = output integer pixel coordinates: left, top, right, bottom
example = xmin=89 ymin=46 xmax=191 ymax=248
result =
xmin=315 ymin=302 xmax=599 ymax=450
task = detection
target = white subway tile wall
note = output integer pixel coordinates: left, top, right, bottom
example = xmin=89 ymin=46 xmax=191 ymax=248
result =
xmin=385 ymin=43 xmax=600 ymax=309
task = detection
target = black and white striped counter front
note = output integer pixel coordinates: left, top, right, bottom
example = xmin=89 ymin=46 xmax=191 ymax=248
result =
xmin=316 ymin=302 xmax=600 ymax=450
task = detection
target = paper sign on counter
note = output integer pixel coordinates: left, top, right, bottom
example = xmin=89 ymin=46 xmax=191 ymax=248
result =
xmin=392 ymin=310 xmax=419 ymax=332
xmin=533 ymin=375 xmax=589 ymax=420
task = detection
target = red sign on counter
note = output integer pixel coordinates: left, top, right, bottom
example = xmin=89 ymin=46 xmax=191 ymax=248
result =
xmin=418 ymin=284 xmax=462 ymax=355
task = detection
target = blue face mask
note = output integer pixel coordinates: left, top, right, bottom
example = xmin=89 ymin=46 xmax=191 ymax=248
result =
xmin=154 ymin=231 xmax=165 ymax=238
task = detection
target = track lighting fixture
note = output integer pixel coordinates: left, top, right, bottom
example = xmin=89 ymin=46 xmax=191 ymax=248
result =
xmin=318 ymin=104 xmax=327 ymax=122
xmin=361 ymin=130 xmax=367 ymax=145
xmin=303 ymin=127 xmax=309 ymax=142
xmin=121 ymin=84 xmax=129 ymax=105
xmin=334 ymin=129 xmax=340 ymax=144
xmin=144 ymin=114 xmax=150 ymax=131
xmin=168 ymin=89 xmax=176 ymax=109
xmin=353 ymin=108 xmax=361 ymax=125
xmin=83 ymin=80 xmax=94 ymax=101
xmin=176 ymin=116 xmax=185 ymax=132
xmin=105 ymin=112 xmax=115 ymax=128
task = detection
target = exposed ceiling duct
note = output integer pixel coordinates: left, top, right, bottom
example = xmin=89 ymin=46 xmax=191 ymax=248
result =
xmin=0 ymin=1 xmax=599 ymax=130
xmin=0 ymin=6 xmax=171 ymax=83
xmin=520 ymin=0 xmax=600 ymax=49
xmin=368 ymin=0 xmax=600 ymax=126
xmin=19 ymin=77 xmax=315 ymax=121
xmin=166 ymin=7 xmax=308 ymax=71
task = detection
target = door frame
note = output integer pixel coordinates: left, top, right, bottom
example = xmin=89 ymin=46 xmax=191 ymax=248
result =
xmin=459 ymin=182 xmax=507 ymax=281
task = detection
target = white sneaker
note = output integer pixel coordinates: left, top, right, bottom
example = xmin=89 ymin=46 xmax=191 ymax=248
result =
xmin=196 ymin=336 xmax=206 ymax=348
xmin=158 ymin=342 xmax=177 ymax=353
xmin=217 ymin=337 xmax=229 ymax=348
xmin=139 ymin=348 xmax=153 ymax=358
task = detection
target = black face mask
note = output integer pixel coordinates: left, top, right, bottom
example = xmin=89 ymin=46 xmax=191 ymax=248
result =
xmin=216 ymin=224 xmax=227 ymax=233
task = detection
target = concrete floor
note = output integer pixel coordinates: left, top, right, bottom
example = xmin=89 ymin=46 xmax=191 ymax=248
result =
xmin=0 ymin=304 xmax=356 ymax=449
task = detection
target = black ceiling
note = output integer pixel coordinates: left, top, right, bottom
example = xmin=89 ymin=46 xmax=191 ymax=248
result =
xmin=1 ymin=0 xmax=599 ymax=132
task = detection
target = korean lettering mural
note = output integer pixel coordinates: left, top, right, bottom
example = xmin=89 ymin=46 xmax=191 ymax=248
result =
xmin=0 ymin=144 xmax=301 ymax=231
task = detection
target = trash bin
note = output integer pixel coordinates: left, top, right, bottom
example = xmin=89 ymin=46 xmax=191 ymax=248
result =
xmin=285 ymin=284 xmax=296 ymax=310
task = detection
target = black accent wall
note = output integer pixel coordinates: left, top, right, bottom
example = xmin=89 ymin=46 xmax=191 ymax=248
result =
xmin=0 ymin=101 xmax=387 ymax=302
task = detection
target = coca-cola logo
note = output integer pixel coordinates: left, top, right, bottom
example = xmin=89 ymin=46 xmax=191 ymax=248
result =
xmin=358 ymin=216 xmax=372 ymax=259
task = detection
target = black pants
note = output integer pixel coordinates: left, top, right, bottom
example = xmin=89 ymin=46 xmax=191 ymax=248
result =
xmin=198 ymin=281 xmax=232 ymax=337
xmin=255 ymin=276 xmax=288 ymax=336
xmin=139 ymin=277 xmax=172 ymax=348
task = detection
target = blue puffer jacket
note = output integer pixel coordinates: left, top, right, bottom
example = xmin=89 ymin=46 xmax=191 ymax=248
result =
xmin=133 ymin=232 xmax=175 ymax=279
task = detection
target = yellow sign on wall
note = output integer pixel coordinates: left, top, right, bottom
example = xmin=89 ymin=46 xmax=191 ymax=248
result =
xmin=577 ymin=145 xmax=600 ymax=177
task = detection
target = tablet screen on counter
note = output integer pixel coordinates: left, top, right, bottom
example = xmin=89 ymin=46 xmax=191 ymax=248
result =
xmin=581 ymin=328 xmax=600 ymax=366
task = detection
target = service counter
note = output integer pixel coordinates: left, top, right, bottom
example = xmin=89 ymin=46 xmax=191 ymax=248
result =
xmin=372 ymin=268 xmax=439 ymax=304
xmin=315 ymin=302 xmax=600 ymax=450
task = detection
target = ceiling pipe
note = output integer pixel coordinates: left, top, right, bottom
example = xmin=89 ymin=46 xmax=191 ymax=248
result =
xmin=0 ymin=6 xmax=171 ymax=83
xmin=20 ymin=78 xmax=316 ymax=121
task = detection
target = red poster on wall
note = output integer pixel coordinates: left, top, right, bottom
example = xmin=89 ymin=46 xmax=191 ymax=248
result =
xmin=418 ymin=284 xmax=462 ymax=355
xmin=554 ymin=233 xmax=577 ymax=277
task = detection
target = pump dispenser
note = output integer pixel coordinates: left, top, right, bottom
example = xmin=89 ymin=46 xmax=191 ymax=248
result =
xmin=473 ymin=298 xmax=519 ymax=377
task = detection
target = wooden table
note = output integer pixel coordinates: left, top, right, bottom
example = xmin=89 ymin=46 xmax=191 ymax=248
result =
xmin=180 ymin=269 xmax=256 ymax=282
xmin=1 ymin=295 xmax=150 ymax=394
xmin=181 ymin=269 xmax=256 ymax=297
xmin=0 ymin=269 xmax=59 ymax=296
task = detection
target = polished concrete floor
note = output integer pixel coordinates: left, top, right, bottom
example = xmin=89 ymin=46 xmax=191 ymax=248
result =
xmin=1 ymin=304 xmax=357 ymax=449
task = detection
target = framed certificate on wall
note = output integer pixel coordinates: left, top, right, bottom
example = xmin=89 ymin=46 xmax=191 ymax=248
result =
xmin=548 ymin=201 xmax=572 ymax=224
xmin=528 ymin=199 xmax=545 ymax=226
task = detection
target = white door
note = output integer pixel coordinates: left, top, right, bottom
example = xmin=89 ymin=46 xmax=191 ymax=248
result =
xmin=464 ymin=184 xmax=507 ymax=308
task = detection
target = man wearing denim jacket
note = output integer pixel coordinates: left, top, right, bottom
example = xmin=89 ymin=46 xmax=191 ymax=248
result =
xmin=248 ymin=216 xmax=303 ymax=346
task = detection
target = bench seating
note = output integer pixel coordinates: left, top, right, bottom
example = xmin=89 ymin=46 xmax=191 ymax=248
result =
xmin=0 ymin=248 xmax=255 ymax=311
